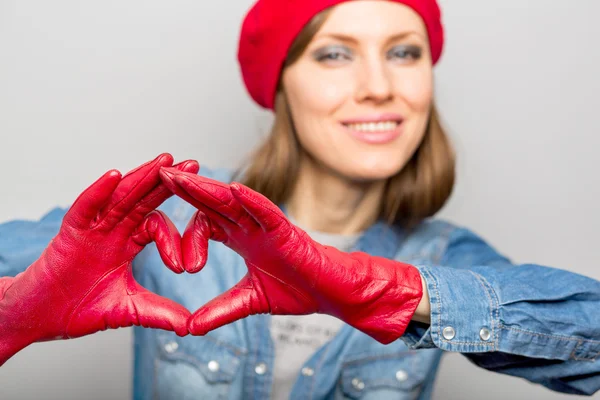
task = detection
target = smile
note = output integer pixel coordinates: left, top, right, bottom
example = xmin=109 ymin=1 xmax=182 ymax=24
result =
xmin=341 ymin=119 xmax=403 ymax=145
xmin=343 ymin=121 xmax=400 ymax=132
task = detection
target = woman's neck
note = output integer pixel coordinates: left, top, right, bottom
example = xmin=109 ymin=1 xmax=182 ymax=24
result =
xmin=285 ymin=157 xmax=385 ymax=235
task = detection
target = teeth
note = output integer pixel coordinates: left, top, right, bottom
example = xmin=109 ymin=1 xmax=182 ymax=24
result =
xmin=345 ymin=121 xmax=398 ymax=132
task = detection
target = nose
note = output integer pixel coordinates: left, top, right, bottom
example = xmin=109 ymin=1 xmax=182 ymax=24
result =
xmin=355 ymin=56 xmax=393 ymax=105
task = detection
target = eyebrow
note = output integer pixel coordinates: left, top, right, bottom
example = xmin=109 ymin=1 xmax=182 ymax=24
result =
xmin=314 ymin=31 xmax=425 ymax=46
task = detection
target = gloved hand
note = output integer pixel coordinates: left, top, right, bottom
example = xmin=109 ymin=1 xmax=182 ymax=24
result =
xmin=0 ymin=154 xmax=199 ymax=366
xmin=160 ymin=168 xmax=424 ymax=344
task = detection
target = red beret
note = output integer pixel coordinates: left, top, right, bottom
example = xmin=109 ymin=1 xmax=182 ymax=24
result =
xmin=237 ymin=0 xmax=444 ymax=110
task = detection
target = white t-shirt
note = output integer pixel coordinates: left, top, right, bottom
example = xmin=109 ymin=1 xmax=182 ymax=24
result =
xmin=270 ymin=222 xmax=362 ymax=400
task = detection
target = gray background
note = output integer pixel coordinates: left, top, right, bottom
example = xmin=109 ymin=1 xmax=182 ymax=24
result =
xmin=1 ymin=0 xmax=599 ymax=399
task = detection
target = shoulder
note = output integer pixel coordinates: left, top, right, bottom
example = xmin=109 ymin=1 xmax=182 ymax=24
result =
xmin=397 ymin=218 xmax=512 ymax=267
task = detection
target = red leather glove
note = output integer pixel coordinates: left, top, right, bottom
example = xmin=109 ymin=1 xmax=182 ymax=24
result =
xmin=160 ymin=168 xmax=424 ymax=344
xmin=0 ymin=154 xmax=199 ymax=366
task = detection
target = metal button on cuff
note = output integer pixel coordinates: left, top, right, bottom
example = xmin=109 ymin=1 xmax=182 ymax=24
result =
xmin=479 ymin=327 xmax=491 ymax=341
xmin=442 ymin=326 xmax=455 ymax=340
xmin=301 ymin=367 xmax=314 ymax=377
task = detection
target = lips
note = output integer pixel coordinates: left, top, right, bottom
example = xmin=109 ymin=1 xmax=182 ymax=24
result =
xmin=340 ymin=114 xmax=404 ymax=145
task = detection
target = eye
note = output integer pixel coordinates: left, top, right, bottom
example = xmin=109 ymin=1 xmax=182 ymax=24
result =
xmin=387 ymin=45 xmax=422 ymax=62
xmin=313 ymin=46 xmax=353 ymax=63
xmin=320 ymin=51 xmax=347 ymax=61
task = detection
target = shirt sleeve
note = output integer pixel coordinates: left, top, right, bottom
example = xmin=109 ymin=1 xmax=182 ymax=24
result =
xmin=0 ymin=207 xmax=67 ymax=277
xmin=401 ymin=227 xmax=600 ymax=396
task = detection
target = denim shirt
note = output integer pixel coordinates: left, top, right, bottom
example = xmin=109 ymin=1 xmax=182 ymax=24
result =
xmin=1 ymin=167 xmax=599 ymax=399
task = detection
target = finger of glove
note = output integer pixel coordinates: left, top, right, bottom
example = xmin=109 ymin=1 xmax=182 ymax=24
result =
xmin=129 ymin=282 xmax=191 ymax=337
xmin=182 ymin=211 xmax=211 ymax=274
xmin=97 ymin=153 xmax=174 ymax=229
xmin=132 ymin=210 xmax=184 ymax=274
xmin=188 ymin=274 xmax=263 ymax=336
xmin=122 ymin=160 xmax=200 ymax=230
xmin=160 ymin=168 xmax=240 ymax=232
xmin=185 ymin=173 xmax=260 ymax=233
xmin=230 ymin=182 xmax=287 ymax=232
xmin=65 ymin=169 xmax=122 ymax=229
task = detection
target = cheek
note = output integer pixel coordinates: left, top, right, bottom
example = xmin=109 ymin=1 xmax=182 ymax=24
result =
xmin=283 ymin=65 xmax=353 ymax=154
xmin=285 ymin=66 xmax=351 ymax=117
xmin=394 ymin=67 xmax=433 ymax=111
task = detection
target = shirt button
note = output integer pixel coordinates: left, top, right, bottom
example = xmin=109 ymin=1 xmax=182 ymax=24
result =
xmin=442 ymin=326 xmax=456 ymax=340
xmin=301 ymin=367 xmax=314 ymax=377
xmin=395 ymin=370 xmax=408 ymax=382
xmin=164 ymin=341 xmax=178 ymax=353
xmin=255 ymin=362 xmax=267 ymax=375
xmin=351 ymin=378 xmax=365 ymax=391
xmin=207 ymin=360 xmax=220 ymax=372
xmin=479 ymin=327 xmax=491 ymax=341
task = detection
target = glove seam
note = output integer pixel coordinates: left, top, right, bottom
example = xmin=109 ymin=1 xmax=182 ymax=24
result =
xmin=0 ymin=277 xmax=15 ymax=301
xmin=65 ymin=261 xmax=129 ymax=337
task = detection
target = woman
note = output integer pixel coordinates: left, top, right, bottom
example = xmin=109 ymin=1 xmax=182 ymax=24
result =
xmin=1 ymin=0 xmax=599 ymax=399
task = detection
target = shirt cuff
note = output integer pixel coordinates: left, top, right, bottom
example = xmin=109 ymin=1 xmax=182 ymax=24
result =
xmin=402 ymin=266 xmax=499 ymax=352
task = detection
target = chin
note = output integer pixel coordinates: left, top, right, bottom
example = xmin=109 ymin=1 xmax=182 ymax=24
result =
xmin=329 ymin=143 xmax=415 ymax=182
xmin=339 ymin=162 xmax=406 ymax=183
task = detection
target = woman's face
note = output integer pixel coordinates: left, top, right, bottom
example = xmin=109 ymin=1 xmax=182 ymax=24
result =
xmin=282 ymin=0 xmax=434 ymax=182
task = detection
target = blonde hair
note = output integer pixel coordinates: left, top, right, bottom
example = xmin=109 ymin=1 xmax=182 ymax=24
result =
xmin=235 ymin=9 xmax=455 ymax=228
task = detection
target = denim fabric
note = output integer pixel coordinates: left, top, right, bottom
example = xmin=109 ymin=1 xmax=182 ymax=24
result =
xmin=1 ymin=166 xmax=598 ymax=398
